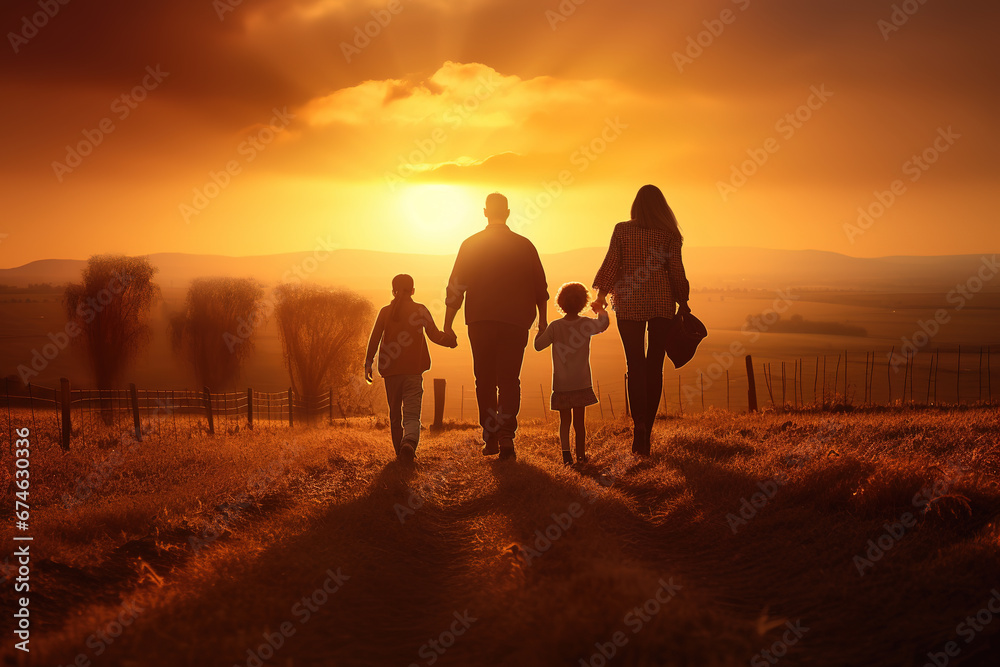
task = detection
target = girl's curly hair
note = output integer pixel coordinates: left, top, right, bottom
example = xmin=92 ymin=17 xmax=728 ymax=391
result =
xmin=556 ymin=282 xmax=590 ymax=316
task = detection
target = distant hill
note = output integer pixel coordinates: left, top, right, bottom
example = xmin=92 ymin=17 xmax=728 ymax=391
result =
xmin=0 ymin=247 xmax=997 ymax=294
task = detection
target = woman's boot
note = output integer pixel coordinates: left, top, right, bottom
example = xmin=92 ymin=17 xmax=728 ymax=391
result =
xmin=631 ymin=421 xmax=646 ymax=455
xmin=642 ymin=421 xmax=654 ymax=456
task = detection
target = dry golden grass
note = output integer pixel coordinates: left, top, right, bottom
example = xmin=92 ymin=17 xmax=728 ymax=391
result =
xmin=2 ymin=406 xmax=999 ymax=666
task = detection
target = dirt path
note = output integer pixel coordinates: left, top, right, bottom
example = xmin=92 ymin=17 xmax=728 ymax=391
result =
xmin=63 ymin=430 xmax=754 ymax=667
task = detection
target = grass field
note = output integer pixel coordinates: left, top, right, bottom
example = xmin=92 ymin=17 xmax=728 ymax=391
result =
xmin=2 ymin=406 xmax=1000 ymax=666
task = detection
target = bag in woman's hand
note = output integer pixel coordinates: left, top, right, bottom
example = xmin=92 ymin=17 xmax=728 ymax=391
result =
xmin=665 ymin=311 xmax=707 ymax=368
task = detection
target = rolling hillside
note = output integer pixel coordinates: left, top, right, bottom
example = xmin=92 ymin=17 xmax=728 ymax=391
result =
xmin=2 ymin=247 xmax=998 ymax=294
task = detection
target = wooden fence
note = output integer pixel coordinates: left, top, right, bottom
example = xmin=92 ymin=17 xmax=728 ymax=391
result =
xmin=2 ymin=380 xmax=357 ymax=450
xmin=693 ymin=346 xmax=995 ymax=414
xmin=2 ymin=345 xmax=995 ymax=450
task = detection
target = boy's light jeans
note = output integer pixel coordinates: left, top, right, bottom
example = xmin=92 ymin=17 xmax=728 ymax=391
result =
xmin=384 ymin=374 xmax=423 ymax=453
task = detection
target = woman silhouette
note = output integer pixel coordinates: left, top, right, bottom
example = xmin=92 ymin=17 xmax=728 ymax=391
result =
xmin=592 ymin=185 xmax=690 ymax=455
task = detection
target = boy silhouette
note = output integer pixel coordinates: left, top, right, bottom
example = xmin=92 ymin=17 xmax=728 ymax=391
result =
xmin=366 ymin=274 xmax=457 ymax=462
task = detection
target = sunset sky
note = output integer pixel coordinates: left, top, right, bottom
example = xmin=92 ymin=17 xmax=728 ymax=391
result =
xmin=1 ymin=0 xmax=997 ymax=267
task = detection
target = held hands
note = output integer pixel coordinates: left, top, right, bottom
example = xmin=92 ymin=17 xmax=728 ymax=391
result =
xmin=591 ymin=296 xmax=608 ymax=314
xmin=442 ymin=328 xmax=459 ymax=349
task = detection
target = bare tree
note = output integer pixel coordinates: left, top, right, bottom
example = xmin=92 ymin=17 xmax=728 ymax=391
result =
xmin=170 ymin=278 xmax=266 ymax=390
xmin=273 ymin=284 xmax=373 ymax=418
xmin=64 ymin=255 xmax=160 ymax=389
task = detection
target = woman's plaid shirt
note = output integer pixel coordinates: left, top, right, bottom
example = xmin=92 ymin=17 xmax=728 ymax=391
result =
xmin=592 ymin=220 xmax=690 ymax=321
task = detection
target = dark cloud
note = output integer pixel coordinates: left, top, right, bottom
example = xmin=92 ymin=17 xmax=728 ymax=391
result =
xmin=4 ymin=0 xmax=997 ymax=118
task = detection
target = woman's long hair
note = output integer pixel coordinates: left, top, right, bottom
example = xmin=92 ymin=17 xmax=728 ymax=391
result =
xmin=631 ymin=184 xmax=682 ymax=241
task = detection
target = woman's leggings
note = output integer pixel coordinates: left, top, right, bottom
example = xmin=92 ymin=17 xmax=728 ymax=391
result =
xmin=617 ymin=318 xmax=674 ymax=428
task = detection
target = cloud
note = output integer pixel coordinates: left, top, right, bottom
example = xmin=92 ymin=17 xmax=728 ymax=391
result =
xmin=299 ymin=61 xmax=627 ymax=129
xmin=287 ymin=61 xmax=638 ymax=184
xmin=406 ymin=151 xmax=520 ymax=173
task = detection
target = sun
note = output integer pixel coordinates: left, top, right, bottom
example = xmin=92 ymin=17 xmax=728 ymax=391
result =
xmin=397 ymin=184 xmax=483 ymax=252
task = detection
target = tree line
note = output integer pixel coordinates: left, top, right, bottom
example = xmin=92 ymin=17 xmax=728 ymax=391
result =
xmin=59 ymin=254 xmax=374 ymax=402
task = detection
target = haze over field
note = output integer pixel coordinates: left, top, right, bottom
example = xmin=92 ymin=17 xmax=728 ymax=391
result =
xmin=3 ymin=247 xmax=1000 ymax=292
xmin=3 ymin=247 xmax=998 ymax=421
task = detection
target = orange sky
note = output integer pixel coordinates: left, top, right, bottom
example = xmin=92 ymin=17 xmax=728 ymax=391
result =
xmin=1 ymin=0 xmax=998 ymax=267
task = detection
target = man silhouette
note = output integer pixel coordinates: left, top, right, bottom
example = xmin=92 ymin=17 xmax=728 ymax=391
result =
xmin=444 ymin=193 xmax=549 ymax=461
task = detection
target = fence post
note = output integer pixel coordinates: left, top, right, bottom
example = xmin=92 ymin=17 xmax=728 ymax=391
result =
xmin=129 ymin=383 xmax=142 ymax=442
xmin=979 ymin=347 xmax=984 ymax=402
xmin=746 ymin=355 xmax=758 ymax=413
xmin=801 ymin=358 xmax=806 ymax=406
xmin=872 ymin=350 xmax=877 ymax=404
xmin=934 ymin=347 xmax=941 ymax=405
xmin=792 ymin=361 xmax=797 ymax=409
xmin=800 ymin=359 xmax=805 ymax=407
xmin=763 ymin=363 xmax=775 ymax=407
xmin=202 ymin=387 xmax=214 ymax=434
xmin=832 ymin=355 xmax=841 ymax=403
xmin=886 ymin=347 xmax=893 ymax=404
xmin=288 ymin=387 xmax=294 ymax=427
xmin=957 ymin=345 xmax=962 ymax=404
xmin=903 ymin=350 xmax=910 ymax=404
xmin=814 ymin=356 xmax=819 ymax=403
xmin=798 ymin=359 xmax=803 ymax=409
xmin=866 ymin=352 xmax=872 ymax=405
xmin=792 ymin=359 xmax=797 ymax=408
xmin=59 ymin=377 xmax=71 ymax=450
xmin=926 ymin=352 xmax=934 ymax=405
xmin=864 ymin=352 xmax=870 ymax=404
xmin=844 ymin=350 xmax=849 ymax=403
xmin=433 ymin=378 xmax=446 ymax=429
xmin=910 ymin=351 xmax=916 ymax=403
xmin=247 ymin=388 xmax=254 ymax=430
xmin=781 ymin=362 xmax=786 ymax=409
